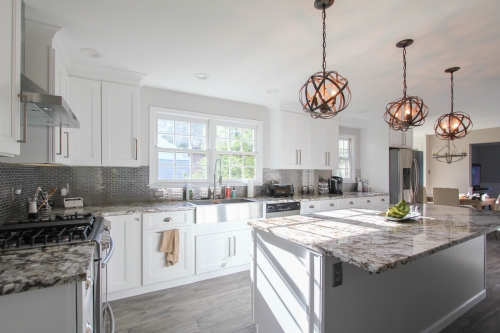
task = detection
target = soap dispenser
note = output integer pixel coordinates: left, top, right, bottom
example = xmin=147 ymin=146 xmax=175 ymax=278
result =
xmin=231 ymin=187 xmax=237 ymax=198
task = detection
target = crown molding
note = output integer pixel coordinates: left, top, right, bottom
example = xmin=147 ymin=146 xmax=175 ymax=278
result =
xmin=68 ymin=62 xmax=146 ymax=86
xmin=25 ymin=20 xmax=60 ymax=38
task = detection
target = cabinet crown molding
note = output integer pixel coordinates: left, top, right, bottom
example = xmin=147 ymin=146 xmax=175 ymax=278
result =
xmin=25 ymin=19 xmax=60 ymax=38
xmin=68 ymin=62 xmax=146 ymax=86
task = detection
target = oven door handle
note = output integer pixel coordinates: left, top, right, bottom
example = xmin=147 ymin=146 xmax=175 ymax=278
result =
xmin=101 ymin=236 xmax=115 ymax=268
xmin=103 ymin=302 xmax=115 ymax=333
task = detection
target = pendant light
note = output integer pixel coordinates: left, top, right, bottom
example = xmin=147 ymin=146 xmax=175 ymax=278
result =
xmin=434 ymin=67 xmax=473 ymax=140
xmin=432 ymin=140 xmax=467 ymax=164
xmin=384 ymin=39 xmax=428 ymax=131
xmin=299 ymin=0 xmax=351 ymax=119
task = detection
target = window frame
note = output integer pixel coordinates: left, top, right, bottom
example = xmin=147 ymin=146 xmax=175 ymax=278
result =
xmin=337 ymin=134 xmax=355 ymax=183
xmin=149 ymin=107 xmax=263 ymax=187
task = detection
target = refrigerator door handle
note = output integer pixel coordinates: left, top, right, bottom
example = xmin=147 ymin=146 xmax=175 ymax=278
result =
xmin=411 ymin=158 xmax=419 ymax=204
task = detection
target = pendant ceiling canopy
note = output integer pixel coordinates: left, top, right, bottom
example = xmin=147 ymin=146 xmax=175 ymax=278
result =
xmin=434 ymin=67 xmax=473 ymax=140
xmin=384 ymin=39 xmax=428 ymax=132
xmin=299 ymin=0 xmax=351 ymax=119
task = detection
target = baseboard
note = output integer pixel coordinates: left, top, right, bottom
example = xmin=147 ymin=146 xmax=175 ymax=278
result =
xmin=421 ymin=290 xmax=486 ymax=333
xmin=108 ymin=264 xmax=250 ymax=301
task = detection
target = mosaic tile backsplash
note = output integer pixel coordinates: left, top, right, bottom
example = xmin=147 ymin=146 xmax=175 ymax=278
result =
xmin=0 ymin=162 xmax=360 ymax=221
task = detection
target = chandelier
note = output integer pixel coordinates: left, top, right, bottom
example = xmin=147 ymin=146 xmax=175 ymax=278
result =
xmin=434 ymin=67 xmax=473 ymax=140
xmin=299 ymin=0 xmax=351 ymax=119
xmin=384 ymin=39 xmax=428 ymax=131
xmin=432 ymin=140 xmax=467 ymax=164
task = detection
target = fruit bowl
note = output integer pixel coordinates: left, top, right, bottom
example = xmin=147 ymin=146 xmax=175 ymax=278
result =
xmin=385 ymin=199 xmax=411 ymax=219
xmin=385 ymin=212 xmax=421 ymax=222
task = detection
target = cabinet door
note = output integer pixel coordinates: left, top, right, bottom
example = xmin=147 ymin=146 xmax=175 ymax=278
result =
xmin=389 ymin=129 xmax=413 ymax=148
xmin=311 ymin=119 xmax=338 ymax=170
xmin=53 ymin=48 xmax=70 ymax=164
xmin=0 ymin=0 xmax=21 ymax=157
xmin=195 ymin=232 xmax=232 ymax=274
xmin=106 ymin=214 xmax=140 ymax=293
xmin=296 ymin=113 xmax=312 ymax=168
xmin=231 ymin=229 xmax=252 ymax=267
xmin=281 ymin=112 xmax=298 ymax=167
xmin=101 ymin=82 xmax=140 ymax=167
xmin=67 ymin=77 xmax=101 ymax=166
xmin=143 ymin=225 xmax=194 ymax=285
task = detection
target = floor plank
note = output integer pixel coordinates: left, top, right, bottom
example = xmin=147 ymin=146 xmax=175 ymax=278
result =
xmin=111 ymin=232 xmax=500 ymax=333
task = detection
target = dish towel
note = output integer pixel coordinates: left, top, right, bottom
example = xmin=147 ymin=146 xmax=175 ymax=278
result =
xmin=159 ymin=229 xmax=179 ymax=267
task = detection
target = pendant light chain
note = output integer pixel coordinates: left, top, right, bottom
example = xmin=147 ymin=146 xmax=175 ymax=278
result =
xmin=450 ymin=72 xmax=454 ymax=114
xmin=402 ymin=47 xmax=407 ymax=97
xmin=322 ymin=5 xmax=326 ymax=73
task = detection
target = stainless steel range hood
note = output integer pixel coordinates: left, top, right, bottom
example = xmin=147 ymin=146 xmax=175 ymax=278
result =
xmin=21 ymin=74 xmax=80 ymax=128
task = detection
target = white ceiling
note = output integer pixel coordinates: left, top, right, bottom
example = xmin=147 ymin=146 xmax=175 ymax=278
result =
xmin=25 ymin=0 xmax=500 ymax=137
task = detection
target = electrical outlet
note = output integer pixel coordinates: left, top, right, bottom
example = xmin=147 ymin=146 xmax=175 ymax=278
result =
xmin=60 ymin=183 xmax=69 ymax=194
xmin=153 ymin=190 xmax=164 ymax=197
xmin=333 ymin=262 xmax=343 ymax=287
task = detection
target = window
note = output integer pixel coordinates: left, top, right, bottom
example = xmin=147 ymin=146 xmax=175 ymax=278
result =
xmin=150 ymin=107 xmax=262 ymax=186
xmin=338 ymin=136 xmax=353 ymax=181
xmin=216 ymin=124 xmax=257 ymax=180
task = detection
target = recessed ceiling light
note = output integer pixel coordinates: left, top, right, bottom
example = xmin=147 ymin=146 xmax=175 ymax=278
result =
xmin=194 ymin=73 xmax=210 ymax=80
xmin=358 ymin=110 xmax=369 ymax=113
xmin=79 ymin=48 xmax=102 ymax=58
xmin=266 ymin=89 xmax=279 ymax=94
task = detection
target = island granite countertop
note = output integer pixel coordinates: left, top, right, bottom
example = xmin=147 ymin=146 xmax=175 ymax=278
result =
xmin=0 ymin=242 xmax=95 ymax=296
xmin=248 ymin=204 xmax=500 ymax=274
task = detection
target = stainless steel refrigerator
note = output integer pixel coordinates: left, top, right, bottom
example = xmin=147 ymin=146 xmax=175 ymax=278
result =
xmin=389 ymin=148 xmax=423 ymax=204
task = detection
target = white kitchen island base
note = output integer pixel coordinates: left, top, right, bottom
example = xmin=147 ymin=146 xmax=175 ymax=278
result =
xmin=251 ymin=229 xmax=486 ymax=333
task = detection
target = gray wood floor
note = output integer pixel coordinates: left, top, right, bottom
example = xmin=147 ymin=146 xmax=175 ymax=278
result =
xmin=111 ymin=232 xmax=500 ymax=333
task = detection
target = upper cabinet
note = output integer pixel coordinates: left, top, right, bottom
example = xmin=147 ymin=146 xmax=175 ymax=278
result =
xmin=0 ymin=0 xmax=21 ymax=157
xmin=101 ymin=82 xmax=140 ymax=167
xmin=389 ymin=128 xmax=413 ymax=148
xmin=266 ymin=102 xmax=339 ymax=170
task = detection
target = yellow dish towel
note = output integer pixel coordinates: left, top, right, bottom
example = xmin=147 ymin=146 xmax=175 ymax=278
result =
xmin=159 ymin=229 xmax=179 ymax=267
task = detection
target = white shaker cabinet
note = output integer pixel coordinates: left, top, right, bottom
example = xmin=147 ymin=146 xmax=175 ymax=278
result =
xmin=67 ymin=77 xmax=102 ymax=166
xmin=195 ymin=228 xmax=252 ymax=274
xmin=105 ymin=214 xmax=141 ymax=293
xmin=312 ymin=118 xmax=339 ymax=170
xmin=389 ymin=128 xmax=413 ymax=148
xmin=101 ymin=82 xmax=140 ymax=167
xmin=0 ymin=0 xmax=21 ymax=157
xmin=53 ymin=46 xmax=71 ymax=164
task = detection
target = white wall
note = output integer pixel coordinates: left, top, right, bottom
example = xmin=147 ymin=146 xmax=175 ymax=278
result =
xmin=360 ymin=120 xmax=389 ymax=192
xmin=425 ymin=127 xmax=500 ymax=194
xmin=140 ymin=87 xmax=269 ymax=166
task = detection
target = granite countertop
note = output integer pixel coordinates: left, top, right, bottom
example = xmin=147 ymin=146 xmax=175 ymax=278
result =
xmin=251 ymin=191 xmax=388 ymax=204
xmin=247 ymin=204 xmax=500 ymax=274
xmin=0 ymin=242 xmax=95 ymax=296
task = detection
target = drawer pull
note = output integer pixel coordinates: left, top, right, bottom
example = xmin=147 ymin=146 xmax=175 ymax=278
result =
xmin=330 ymin=203 xmax=335 ymax=206
xmin=349 ymin=201 xmax=354 ymax=205
xmin=309 ymin=205 xmax=314 ymax=209
xmin=163 ymin=217 xmax=173 ymax=222
xmin=85 ymin=277 xmax=93 ymax=290
xmin=367 ymin=200 xmax=371 ymax=203
xmin=135 ymin=218 xmax=140 ymax=221
xmin=381 ymin=199 xmax=385 ymax=202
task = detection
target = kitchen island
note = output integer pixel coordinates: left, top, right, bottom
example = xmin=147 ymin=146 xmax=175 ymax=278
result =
xmin=248 ymin=204 xmax=500 ymax=333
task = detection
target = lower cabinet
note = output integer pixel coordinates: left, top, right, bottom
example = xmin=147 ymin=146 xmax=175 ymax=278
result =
xmin=105 ymin=213 xmax=141 ymax=293
xmin=143 ymin=225 xmax=195 ymax=285
xmin=195 ymin=229 xmax=252 ymax=274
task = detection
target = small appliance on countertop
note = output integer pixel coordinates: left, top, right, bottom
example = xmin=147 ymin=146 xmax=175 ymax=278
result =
xmin=266 ymin=183 xmax=294 ymax=198
xmin=328 ymin=176 xmax=343 ymax=195
xmin=63 ymin=197 xmax=84 ymax=208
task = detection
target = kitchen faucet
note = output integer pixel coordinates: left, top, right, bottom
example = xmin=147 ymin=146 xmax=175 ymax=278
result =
xmin=213 ymin=157 xmax=223 ymax=199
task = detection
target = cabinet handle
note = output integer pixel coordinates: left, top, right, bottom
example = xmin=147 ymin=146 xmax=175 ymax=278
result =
xmin=349 ymin=201 xmax=354 ymax=205
xmin=135 ymin=138 xmax=138 ymax=160
xmin=17 ymin=94 xmax=28 ymax=143
xmin=328 ymin=152 xmax=330 ymax=166
xmin=325 ymin=152 xmax=327 ymax=166
xmin=85 ymin=277 xmax=94 ymax=290
xmin=381 ymin=199 xmax=385 ymax=202
xmin=330 ymin=203 xmax=335 ymax=206
xmin=295 ymin=150 xmax=298 ymax=165
xmin=56 ymin=127 xmax=62 ymax=155
xmin=367 ymin=200 xmax=371 ymax=203
xmin=135 ymin=218 xmax=140 ymax=221
xmin=163 ymin=217 xmax=173 ymax=222
xmin=233 ymin=236 xmax=236 ymax=256
xmin=64 ymin=132 xmax=69 ymax=158
xmin=309 ymin=205 xmax=314 ymax=209
xmin=228 ymin=236 xmax=231 ymax=257
xmin=299 ymin=150 xmax=302 ymax=165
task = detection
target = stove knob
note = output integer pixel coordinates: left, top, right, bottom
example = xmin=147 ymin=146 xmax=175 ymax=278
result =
xmin=103 ymin=219 xmax=111 ymax=231
xmin=85 ymin=277 xmax=94 ymax=290
xmin=86 ymin=322 xmax=94 ymax=333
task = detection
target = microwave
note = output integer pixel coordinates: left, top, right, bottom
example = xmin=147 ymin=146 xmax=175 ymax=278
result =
xmin=266 ymin=184 xmax=294 ymax=197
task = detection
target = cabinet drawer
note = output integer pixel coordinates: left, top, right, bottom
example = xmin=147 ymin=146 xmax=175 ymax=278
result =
xmin=300 ymin=201 xmax=322 ymax=214
xmin=320 ymin=200 xmax=340 ymax=211
xmin=143 ymin=210 xmax=195 ymax=230
xmin=143 ymin=225 xmax=194 ymax=285
xmin=360 ymin=197 xmax=377 ymax=207
xmin=338 ymin=198 xmax=359 ymax=209
xmin=372 ymin=196 xmax=389 ymax=206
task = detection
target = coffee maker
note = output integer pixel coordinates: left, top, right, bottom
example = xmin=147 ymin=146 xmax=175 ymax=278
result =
xmin=328 ymin=176 xmax=343 ymax=194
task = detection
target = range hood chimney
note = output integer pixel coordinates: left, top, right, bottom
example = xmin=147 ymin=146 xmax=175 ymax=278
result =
xmin=20 ymin=1 xmax=80 ymax=129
